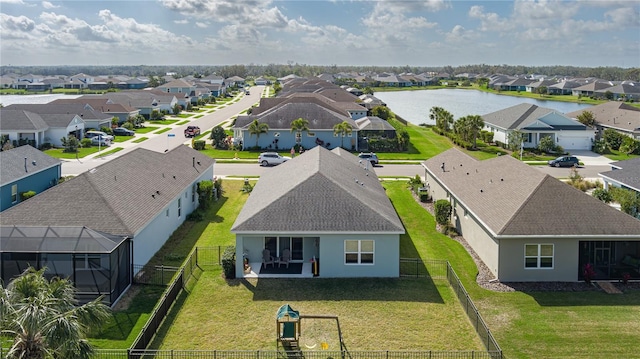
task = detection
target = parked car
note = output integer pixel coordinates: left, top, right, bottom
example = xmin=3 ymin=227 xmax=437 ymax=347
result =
xmin=91 ymin=136 xmax=111 ymax=147
xmin=358 ymin=152 xmax=379 ymax=166
xmin=85 ymin=130 xmax=114 ymax=141
xmin=184 ymin=126 xmax=201 ymax=138
xmin=548 ymin=156 xmax=579 ymax=167
xmin=258 ymin=152 xmax=291 ymax=166
xmin=112 ymin=127 xmax=135 ymax=136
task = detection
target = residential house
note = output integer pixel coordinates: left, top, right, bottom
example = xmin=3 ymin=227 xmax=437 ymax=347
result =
xmin=548 ymin=80 xmax=581 ymax=95
xmin=482 ymin=103 xmax=595 ymax=150
xmin=0 ymin=108 xmax=85 ymax=148
xmin=6 ymin=103 xmax=111 ymax=131
xmin=201 ymin=74 xmax=225 ymax=85
xmin=599 ymin=158 xmax=640 ymax=196
xmin=0 ymin=145 xmax=61 ymax=211
xmin=422 ymin=149 xmax=640 ymax=282
xmin=566 ymin=101 xmax=640 ymax=140
xmin=358 ymin=94 xmax=387 ymax=111
xmin=101 ymin=91 xmax=178 ymax=118
xmin=254 ymin=77 xmax=269 ymax=86
xmin=525 ymin=79 xmax=558 ymax=93
xmin=571 ymin=80 xmax=614 ymax=97
xmin=156 ymin=79 xmax=196 ymax=110
xmin=0 ymin=146 xmax=215 ymax=303
xmin=225 ymin=76 xmax=246 ymax=87
xmin=595 ymin=83 xmax=640 ymax=101
xmin=50 ymin=97 xmax=140 ymax=126
xmin=232 ymin=146 xmax=404 ymax=278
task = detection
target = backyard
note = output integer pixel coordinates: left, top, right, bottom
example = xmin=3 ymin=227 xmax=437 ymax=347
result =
xmin=89 ymin=169 xmax=640 ymax=358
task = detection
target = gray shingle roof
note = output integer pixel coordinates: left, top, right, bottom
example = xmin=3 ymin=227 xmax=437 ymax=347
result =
xmin=423 ymin=149 xmax=640 ymax=237
xmin=234 ymin=102 xmax=355 ymax=131
xmin=5 ymin=103 xmax=111 ymax=123
xmin=0 ymin=145 xmax=61 ymax=186
xmin=0 ymin=146 xmax=215 ymax=237
xmin=0 ymin=109 xmax=49 ymax=131
xmin=482 ymin=103 xmax=586 ymax=131
xmin=599 ymin=158 xmax=640 ymax=192
xmin=566 ymin=101 xmax=640 ymax=133
xmin=231 ymin=146 xmax=404 ymax=234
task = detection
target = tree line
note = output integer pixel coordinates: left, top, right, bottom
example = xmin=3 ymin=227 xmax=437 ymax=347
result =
xmin=2 ymin=64 xmax=638 ymax=81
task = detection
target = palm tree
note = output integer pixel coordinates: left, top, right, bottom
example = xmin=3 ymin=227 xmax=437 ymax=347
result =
xmin=290 ymin=117 xmax=309 ymax=146
xmin=247 ymin=119 xmax=269 ymax=148
xmin=0 ymin=267 xmax=111 ymax=359
xmin=333 ymin=121 xmax=353 ymax=149
xmin=429 ymin=107 xmax=454 ymax=133
xmin=465 ymin=115 xmax=485 ymax=149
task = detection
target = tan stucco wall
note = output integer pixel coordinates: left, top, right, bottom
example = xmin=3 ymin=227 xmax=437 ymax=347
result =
xmin=498 ymin=238 xmax=579 ymax=282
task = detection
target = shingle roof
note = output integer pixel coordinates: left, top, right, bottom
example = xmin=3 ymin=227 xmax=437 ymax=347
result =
xmin=423 ymin=149 xmax=640 ymax=237
xmin=482 ymin=103 xmax=586 ymax=131
xmin=599 ymin=158 xmax=640 ymax=192
xmin=0 ymin=109 xmax=49 ymax=131
xmin=566 ymin=101 xmax=640 ymax=133
xmin=5 ymin=103 xmax=111 ymax=123
xmin=231 ymin=146 xmax=404 ymax=234
xmin=234 ymin=102 xmax=355 ymax=130
xmin=0 ymin=145 xmax=61 ymax=186
xmin=0 ymin=146 xmax=215 ymax=237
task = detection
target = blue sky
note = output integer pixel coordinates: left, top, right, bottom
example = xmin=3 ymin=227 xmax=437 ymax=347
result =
xmin=0 ymin=0 xmax=638 ymax=67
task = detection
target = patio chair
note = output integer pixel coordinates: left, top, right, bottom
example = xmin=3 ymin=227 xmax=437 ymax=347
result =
xmin=279 ymin=248 xmax=291 ymax=268
xmin=262 ymin=249 xmax=274 ymax=268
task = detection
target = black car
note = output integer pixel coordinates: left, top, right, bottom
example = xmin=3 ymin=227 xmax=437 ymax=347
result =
xmin=112 ymin=127 xmax=135 ymax=136
xmin=548 ymin=156 xmax=579 ymax=167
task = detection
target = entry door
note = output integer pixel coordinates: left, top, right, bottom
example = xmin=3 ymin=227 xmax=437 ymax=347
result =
xmin=265 ymin=237 xmax=304 ymax=261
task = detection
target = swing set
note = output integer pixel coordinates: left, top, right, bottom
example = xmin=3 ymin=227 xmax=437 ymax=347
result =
xmin=276 ymin=304 xmax=347 ymax=357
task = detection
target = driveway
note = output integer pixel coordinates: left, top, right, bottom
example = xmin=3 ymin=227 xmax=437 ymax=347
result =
xmin=570 ymin=150 xmax=614 ymax=166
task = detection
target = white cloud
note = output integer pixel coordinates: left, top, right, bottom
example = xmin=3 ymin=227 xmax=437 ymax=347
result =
xmin=42 ymin=1 xmax=59 ymax=9
xmin=444 ymin=24 xmax=478 ymax=43
xmin=195 ymin=21 xmax=208 ymax=28
xmin=174 ymin=19 xmax=188 ymax=24
xmin=161 ymin=0 xmax=288 ymax=28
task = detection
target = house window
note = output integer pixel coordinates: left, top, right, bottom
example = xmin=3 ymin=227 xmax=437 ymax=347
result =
xmin=178 ymin=198 xmax=182 ymax=217
xmin=11 ymin=184 xmax=18 ymax=203
xmin=192 ymin=184 xmax=196 ymax=202
xmin=527 ymin=133 xmax=532 ymax=143
xmin=525 ymin=244 xmax=554 ymax=269
xmin=344 ymin=240 xmax=374 ymax=265
xmin=166 ymin=209 xmax=169 ymax=217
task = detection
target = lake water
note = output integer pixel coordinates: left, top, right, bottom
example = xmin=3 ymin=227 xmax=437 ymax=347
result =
xmin=374 ymin=89 xmax=594 ymax=125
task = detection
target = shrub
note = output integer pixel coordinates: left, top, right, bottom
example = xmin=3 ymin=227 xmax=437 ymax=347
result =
xmin=80 ymin=138 xmax=92 ymax=148
xmin=213 ymin=177 xmax=223 ymax=199
xmin=19 ymin=190 xmax=36 ymax=201
xmin=186 ymin=210 xmax=204 ymax=222
xmin=197 ymin=180 xmax=214 ymax=210
xmin=592 ymin=188 xmax=613 ymax=203
xmin=434 ymin=199 xmax=452 ymax=226
xmin=221 ymin=246 xmax=236 ymax=279
xmin=193 ymin=140 xmax=206 ymax=150
xmin=603 ymin=129 xmax=624 ymax=150
xmin=583 ymin=263 xmax=596 ymax=284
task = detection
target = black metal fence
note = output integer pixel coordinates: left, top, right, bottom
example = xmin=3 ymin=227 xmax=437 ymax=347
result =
xmin=400 ymin=258 xmax=448 ymax=279
xmin=446 ymin=264 xmax=502 ymax=356
xmin=87 ymin=251 xmax=501 ymax=359
xmin=133 ymin=265 xmax=180 ymax=286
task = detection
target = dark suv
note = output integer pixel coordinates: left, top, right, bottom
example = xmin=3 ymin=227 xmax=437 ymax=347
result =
xmin=548 ymin=156 xmax=579 ymax=167
xmin=358 ymin=152 xmax=379 ymax=166
xmin=184 ymin=126 xmax=201 ymax=138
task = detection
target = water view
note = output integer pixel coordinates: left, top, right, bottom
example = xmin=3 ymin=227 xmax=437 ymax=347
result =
xmin=375 ymin=89 xmax=594 ymax=126
xmin=0 ymin=94 xmax=82 ymax=106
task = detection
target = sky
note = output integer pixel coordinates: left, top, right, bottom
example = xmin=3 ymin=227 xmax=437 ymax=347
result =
xmin=0 ymin=0 xmax=638 ymax=68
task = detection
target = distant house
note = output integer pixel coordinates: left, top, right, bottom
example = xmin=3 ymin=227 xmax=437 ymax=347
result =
xmin=0 ymin=146 xmax=215 ymax=299
xmin=101 ymin=91 xmax=178 ymax=118
xmin=254 ymin=77 xmax=269 ymax=86
xmin=5 ymin=103 xmax=111 ymax=131
xmin=232 ymin=146 xmax=404 ymax=278
xmin=225 ymin=76 xmax=245 ymax=87
xmin=422 ymin=149 xmax=640 ymax=282
xmin=566 ymin=101 xmax=640 ymax=140
xmin=50 ymin=97 xmax=140 ymax=126
xmin=156 ymin=79 xmax=196 ymax=110
xmin=482 ymin=103 xmax=596 ymax=150
xmin=233 ymin=99 xmax=359 ymax=151
xmin=594 ymin=83 xmax=640 ymax=101
xmin=599 ymin=158 xmax=640 ymax=196
xmin=0 ymin=145 xmax=61 ymax=212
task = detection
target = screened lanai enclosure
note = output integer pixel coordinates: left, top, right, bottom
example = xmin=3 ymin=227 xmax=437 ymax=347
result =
xmin=0 ymin=225 xmax=131 ymax=306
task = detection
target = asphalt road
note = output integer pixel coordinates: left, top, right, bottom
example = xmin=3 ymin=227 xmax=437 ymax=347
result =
xmin=213 ymin=162 xmax=611 ymax=180
xmin=62 ymin=87 xmax=265 ymax=176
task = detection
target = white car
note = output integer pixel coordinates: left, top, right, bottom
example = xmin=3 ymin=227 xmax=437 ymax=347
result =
xmin=86 ymin=130 xmax=114 ymax=141
xmin=258 ymin=152 xmax=291 ymax=166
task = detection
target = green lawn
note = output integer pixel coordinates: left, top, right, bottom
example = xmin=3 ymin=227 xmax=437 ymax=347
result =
xmin=44 ymin=147 xmax=101 ymax=159
xmin=154 ymin=128 xmax=172 ymax=135
xmin=148 ymin=120 xmax=179 ymax=125
xmin=176 ymin=120 xmax=190 ymax=126
xmin=604 ymin=149 xmax=640 ymax=161
xmin=112 ymin=136 xmax=132 ymax=143
xmin=133 ymin=126 xmax=159 ymax=134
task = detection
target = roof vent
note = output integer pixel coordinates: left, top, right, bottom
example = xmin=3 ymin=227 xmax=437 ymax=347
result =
xmin=480 ymin=189 xmax=483 ymax=193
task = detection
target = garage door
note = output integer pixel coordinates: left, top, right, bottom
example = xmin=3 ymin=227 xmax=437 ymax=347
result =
xmin=557 ymin=135 xmax=592 ymax=150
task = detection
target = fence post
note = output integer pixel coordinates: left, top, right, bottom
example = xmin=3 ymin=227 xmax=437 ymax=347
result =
xmin=196 ymin=247 xmax=199 ymax=266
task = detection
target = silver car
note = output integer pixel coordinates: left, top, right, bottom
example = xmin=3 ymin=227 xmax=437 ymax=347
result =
xmin=258 ymin=152 xmax=291 ymax=166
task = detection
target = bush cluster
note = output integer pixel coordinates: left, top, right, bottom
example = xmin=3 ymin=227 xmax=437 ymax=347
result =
xmin=221 ymin=246 xmax=236 ymax=279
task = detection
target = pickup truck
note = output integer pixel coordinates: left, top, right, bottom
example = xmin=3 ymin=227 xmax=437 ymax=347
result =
xmin=184 ymin=126 xmax=201 ymax=138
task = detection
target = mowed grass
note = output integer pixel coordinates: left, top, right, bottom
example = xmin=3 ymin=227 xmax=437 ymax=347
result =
xmin=155 ymin=271 xmax=482 ymax=351
xmin=153 ymin=182 xmax=483 ymax=351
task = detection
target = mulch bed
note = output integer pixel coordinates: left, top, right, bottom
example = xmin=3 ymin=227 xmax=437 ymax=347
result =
xmin=409 ymin=188 xmax=640 ymax=293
